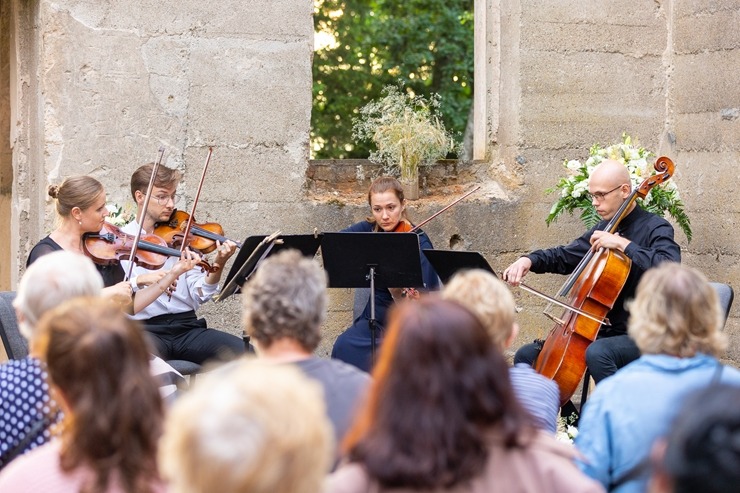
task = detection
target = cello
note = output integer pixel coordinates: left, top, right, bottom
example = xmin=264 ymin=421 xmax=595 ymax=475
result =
xmin=531 ymin=157 xmax=675 ymax=405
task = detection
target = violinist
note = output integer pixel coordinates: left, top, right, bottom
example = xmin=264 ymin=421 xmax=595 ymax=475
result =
xmin=503 ymin=159 xmax=681 ymax=386
xmin=122 ymin=163 xmax=244 ymax=364
xmin=331 ymin=176 xmax=440 ymax=372
xmin=27 ymin=176 xmax=198 ymax=314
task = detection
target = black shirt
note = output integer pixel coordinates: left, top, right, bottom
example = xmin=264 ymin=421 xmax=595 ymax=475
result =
xmin=526 ymin=206 xmax=681 ymax=337
xmin=27 ymin=236 xmax=124 ymax=287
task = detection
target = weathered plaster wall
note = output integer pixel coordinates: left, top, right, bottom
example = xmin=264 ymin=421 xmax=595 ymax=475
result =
xmin=6 ymin=0 xmax=740 ymax=364
xmin=1 ymin=0 xmax=12 ymax=290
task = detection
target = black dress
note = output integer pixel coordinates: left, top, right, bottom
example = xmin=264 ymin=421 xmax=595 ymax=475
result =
xmin=26 ymin=236 xmax=124 ymax=287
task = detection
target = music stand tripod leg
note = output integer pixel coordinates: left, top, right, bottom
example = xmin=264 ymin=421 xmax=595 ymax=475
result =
xmin=368 ymin=266 xmax=377 ymax=363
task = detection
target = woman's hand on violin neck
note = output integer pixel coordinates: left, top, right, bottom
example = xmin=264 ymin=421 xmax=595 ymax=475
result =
xmin=589 ymin=231 xmax=629 ymax=253
xmin=102 ymin=282 xmax=134 ymax=307
xmin=503 ymin=257 xmax=532 ymax=286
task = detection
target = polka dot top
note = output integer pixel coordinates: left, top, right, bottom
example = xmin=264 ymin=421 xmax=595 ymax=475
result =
xmin=0 ymin=357 xmax=59 ymax=469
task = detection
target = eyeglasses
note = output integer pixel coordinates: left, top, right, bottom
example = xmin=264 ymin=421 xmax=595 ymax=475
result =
xmin=586 ymin=184 xmax=624 ymax=202
xmin=153 ymin=194 xmax=178 ymax=206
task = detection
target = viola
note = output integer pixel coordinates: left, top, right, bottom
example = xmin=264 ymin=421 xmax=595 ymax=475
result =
xmin=83 ymin=222 xmax=217 ymax=273
xmin=531 ymin=157 xmax=675 ymax=405
xmin=388 ymin=186 xmax=481 ymax=234
xmin=154 ymin=210 xmax=242 ymax=254
xmin=391 ymin=220 xmax=414 ymax=232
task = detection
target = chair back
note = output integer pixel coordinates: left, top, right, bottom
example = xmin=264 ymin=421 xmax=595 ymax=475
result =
xmin=0 ymin=291 xmax=29 ymax=360
xmin=710 ymin=282 xmax=734 ymax=330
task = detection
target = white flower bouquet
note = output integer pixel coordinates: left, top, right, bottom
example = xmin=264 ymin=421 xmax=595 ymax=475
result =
xmin=546 ymin=134 xmax=692 ymax=241
xmin=106 ymin=202 xmax=136 ymax=227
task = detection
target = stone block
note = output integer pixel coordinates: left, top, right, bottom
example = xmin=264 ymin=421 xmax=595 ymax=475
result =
xmin=188 ymin=39 xmax=311 ymax=145
xmin=673 ymin=51 xmax=740 ymax=113
xmin=674 ymin=8 xmax=740 ymax=53
xmin=675 ymin=113 xmax=740 ymax=152
xmin=57 ymin=1 xmax=312 ymax=39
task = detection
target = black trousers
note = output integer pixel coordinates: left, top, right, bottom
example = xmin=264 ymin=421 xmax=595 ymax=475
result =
xmin=143 ymin=310 xmax=245 ymax=364
xmin=514 ymin=334 xmax=640 ymax=383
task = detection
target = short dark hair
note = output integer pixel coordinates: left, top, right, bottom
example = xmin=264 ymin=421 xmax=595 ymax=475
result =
xmin=343 ymin=298 xmax=532 ymax=489
xmin=659 ymin=383 xmax=740 ymax=493
xmin=130 ymin=162 xmax=182 ymax=199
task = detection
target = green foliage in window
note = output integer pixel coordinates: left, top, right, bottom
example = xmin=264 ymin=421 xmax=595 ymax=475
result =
xmin=312 ymin=0 xmax=474 ymax=159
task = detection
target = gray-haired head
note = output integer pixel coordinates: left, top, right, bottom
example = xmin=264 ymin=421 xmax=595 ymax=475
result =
xmin=14 ymin=251 xmax=104 ymax=340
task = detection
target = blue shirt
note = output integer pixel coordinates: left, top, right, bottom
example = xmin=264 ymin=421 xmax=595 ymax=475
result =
xmin=575 ymin=353 xmax=740 ymax=493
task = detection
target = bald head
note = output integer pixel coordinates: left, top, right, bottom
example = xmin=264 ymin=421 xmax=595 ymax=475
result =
xmin=591 ymin=159 xmax=630 ymax=187
xmin=588 ymin=159 xmax=633 ymax=219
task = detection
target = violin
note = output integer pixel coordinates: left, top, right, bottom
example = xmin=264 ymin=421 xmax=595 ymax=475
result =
xmin=391 ymin=220 xmax=414 ymax=232
xmin=83 ymin=223 xmax=217 ymax=273
xmin=389 ymin=186 xmax=481 ymax=233
xmin=154 ymin=210 xmax=242 ymax=254
xmin=532 ymin=157 xmax=675 ymax=405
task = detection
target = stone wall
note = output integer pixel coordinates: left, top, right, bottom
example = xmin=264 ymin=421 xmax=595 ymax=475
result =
xmin=4 ymin=0 xmax=740 ymax=364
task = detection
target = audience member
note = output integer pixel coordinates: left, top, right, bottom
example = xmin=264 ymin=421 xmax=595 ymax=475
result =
xmin=648 ymin=383 xmax=740 ymax=493
xmin=241 ymin=249 xmax=370 ymax=445
xmin=159 ymin=359 xmax=333 ymax=493
xmin=0 ymin=252 xmax=102 ymax=470
xmin=328 ymin=298 xmax=604 ymax=493
xmin=575 ymin=262 xmax=740 ymax=493
xmin=0 ymin=298 xmax=166 ymax=492
xmin=0 ymin=252 xmax=185 ymax=472
xmin=442 ymin=269 xmax=560 ymax=433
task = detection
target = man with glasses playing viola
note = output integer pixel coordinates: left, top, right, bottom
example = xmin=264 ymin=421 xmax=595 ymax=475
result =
xmin=503 ymin=160 xmax=680 ymax=400
xmin=121 ymin=163 xmax=245 ymax=365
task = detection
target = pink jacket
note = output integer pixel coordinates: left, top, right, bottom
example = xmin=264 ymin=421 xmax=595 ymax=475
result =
xmin=326 ymin=431 xmax=604 ymax=493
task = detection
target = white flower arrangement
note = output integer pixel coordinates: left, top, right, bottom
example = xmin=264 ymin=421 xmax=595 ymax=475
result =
xmin=546 ymin=134 xmax=692 ymax=241
xmin=106 ymin=202 xmax=136 ymax=227
xmin=556 ymin=413 xmax=579 ymax=444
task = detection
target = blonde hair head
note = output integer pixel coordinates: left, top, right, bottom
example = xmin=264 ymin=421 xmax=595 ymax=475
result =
xmin=442 ymin=269 xmax=516 ymax=349
xmin=159 ymin=359 xmax=333 ymax=493
xmin=628 ymin=262 xmax=726 ymax=357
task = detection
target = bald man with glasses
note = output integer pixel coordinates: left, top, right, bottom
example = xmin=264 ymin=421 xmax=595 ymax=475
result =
xmin=503 ymin=160 xmax=680 ymax=401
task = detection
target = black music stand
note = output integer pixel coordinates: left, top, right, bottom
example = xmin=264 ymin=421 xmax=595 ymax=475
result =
xmin=321 ymin=232 xmax=424 ymax=362
xmin=215 ymin=232 xmax=323 ymax=302
xmin=422 ymin=249 xmax=496 ymax=284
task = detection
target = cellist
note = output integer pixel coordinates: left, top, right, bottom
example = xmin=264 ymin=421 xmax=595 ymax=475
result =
xmin=503 ymin=159 xmax=680 ymax=386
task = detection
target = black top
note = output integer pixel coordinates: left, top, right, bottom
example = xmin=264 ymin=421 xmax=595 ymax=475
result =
xmin=27 ymin=236 xmax=124 ymax=287
xmin=527 ymin=206 xmax=681 ymax=337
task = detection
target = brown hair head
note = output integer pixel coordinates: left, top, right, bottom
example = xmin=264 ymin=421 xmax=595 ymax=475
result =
xmin=36 ymin=297 xmax=163 ymax=493
xmin=343 ymin=298 xmax=531 ymax=489
xmin=130 ymin=162 xmax=182 ymax=199
xmin=48 ymin=176 xmax=105 ymax=217
xmin=365 ymin=176 xmax=409 ymax=227
xmin=367 ymin=176 xmax=405 ymax=205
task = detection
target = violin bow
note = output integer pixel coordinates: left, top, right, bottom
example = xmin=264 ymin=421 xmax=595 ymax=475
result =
xmin=410 ymin=186 xmax=481 ymax=233
xmin=180 ymin=147 xmax=214 ymax=259
xmin=125 ymin=147 xmax=164 ymax=281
